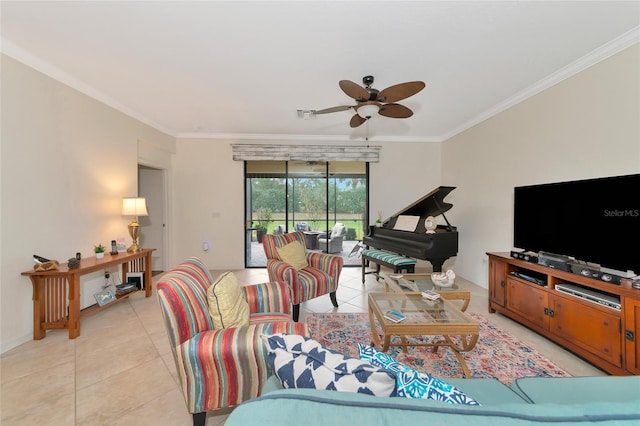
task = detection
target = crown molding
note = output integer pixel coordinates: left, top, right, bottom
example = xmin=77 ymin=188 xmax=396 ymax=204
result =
xmin=176 ymin=132 xmax=442 ymax=143
xmin=439 ymin=26 xmax=640 ymax=142
xmin=0 ymin=38 xmax=440 ymax=144
xmin=1 ymin=37 xmax=176 ymax=137
xmin=5 ymin=20 xmax=637 ymax=146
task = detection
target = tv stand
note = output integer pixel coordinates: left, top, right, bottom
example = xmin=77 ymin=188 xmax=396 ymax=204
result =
xmin=487 ymin=252 xmax=640 ymax=375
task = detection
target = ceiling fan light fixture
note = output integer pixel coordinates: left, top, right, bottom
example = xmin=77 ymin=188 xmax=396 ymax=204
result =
xmin=356 ymin=103 xmax=379 ymax=119
xmin=297 ymin=109 xmax=316 ymax=120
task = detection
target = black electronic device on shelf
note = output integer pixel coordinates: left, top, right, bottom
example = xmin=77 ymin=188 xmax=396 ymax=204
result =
xmin=510 ymin=271 xmax=546 ymax=286
xmin=510 ymin=250 xmax=539 ymax=263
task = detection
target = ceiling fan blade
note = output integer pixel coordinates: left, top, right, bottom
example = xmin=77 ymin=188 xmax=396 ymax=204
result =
xmin=378 ymin=81 xmax=425 ymax=103
xmin=350 ymin=114 xmax=367 ymax=128
xmin=339 ymin=80 xmax=370 ymax=101
xmin=315 ymin=105 xmax=353 ymax=114
xmin=379 ymin=103 xmax=413 ymax=119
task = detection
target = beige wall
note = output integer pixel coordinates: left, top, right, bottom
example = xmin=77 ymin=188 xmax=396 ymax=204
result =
xmin=1 ymin=55 xmax=175 ymax=351
xmin=171 ymin=139 xmax=442 ymax=270
xmin=442 ymin=44 xmax=640 ymax=288
xmin=3 ymin=44 xmax=638 ymax=352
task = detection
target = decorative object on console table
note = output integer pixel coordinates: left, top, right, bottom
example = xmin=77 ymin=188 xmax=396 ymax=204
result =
xmin=121 ymin=197 xmax=148 ymax=252
xmin=94 ymin=244 xmax=106 ymax=259
xmin=33 ymin=254 xmax=59 ymax=272
xmin=115 ymin=237 xmax=127 ymax=253
xmin=33 ymin=260 xmax=59 ymax=272
xmin=126 ymin=271 xmax=144 ymax=289
xmin=110 ymin=239 xmax=118 ymax=255
xmin=94 ymin=289 xmax=116 ymax=306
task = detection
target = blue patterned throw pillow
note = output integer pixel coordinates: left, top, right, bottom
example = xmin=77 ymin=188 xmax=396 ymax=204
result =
xmin=262 ymin=334 xmax=397 ymax=397
xmin=358 ymin=344 xmax=480 ymax=405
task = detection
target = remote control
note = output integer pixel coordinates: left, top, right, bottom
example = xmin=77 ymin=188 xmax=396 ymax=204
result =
xmin=33 ymin=254 xmax=51 ymax=263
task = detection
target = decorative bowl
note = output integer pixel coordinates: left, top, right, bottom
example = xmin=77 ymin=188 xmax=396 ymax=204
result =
xmin=431 ymin=272 xmax=455 ymax=288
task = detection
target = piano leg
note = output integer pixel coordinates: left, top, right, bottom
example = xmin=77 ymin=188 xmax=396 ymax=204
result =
xmin=431 ymin=259 xmax=445 ymax=273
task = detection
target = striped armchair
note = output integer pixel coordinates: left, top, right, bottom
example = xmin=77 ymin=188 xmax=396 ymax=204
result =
xmin=262 ymin=231 xmax=343 ymax=321
xmin=156 ymin=258 xmax=309 ymax=426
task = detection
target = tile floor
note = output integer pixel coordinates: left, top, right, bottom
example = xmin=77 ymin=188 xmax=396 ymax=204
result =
xmin=1 ymin=266 xmax=605 ymax=425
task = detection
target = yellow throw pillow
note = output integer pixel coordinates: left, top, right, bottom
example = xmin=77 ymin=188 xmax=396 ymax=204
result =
xmin=276 ymin=241 xmax=308 ymax=270
xmin=207 ymin=271 xmax=250 ymax=329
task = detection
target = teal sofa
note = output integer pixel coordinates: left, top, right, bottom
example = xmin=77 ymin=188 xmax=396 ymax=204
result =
xmin=225 ymin=375 xmax=640 ymax=425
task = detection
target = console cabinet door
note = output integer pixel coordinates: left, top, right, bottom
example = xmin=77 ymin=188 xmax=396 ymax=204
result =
xmin=551 ymin=295 xmax=622 ymax=367
xmin=624 ymin=298 xmax=640 ymax=374
xmin=489 ymin=257 xmax=507 ymax=308
xmin=506 ymin=278 xmax=549 ymax=329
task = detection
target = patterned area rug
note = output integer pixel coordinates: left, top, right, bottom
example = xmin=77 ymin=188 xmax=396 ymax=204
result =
xmin=306 ymin=312 xmax=571 ymax=385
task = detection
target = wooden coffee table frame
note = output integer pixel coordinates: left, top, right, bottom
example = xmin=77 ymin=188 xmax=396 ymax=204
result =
xmin=368 ymin=292 xmax=479 ymax=378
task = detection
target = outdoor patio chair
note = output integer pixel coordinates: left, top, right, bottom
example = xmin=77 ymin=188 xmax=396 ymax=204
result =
xmin=295 ymin=222 xmax=311 ymax=231
xmin=262 ymin=231 xmax=343 ymax=321
xmin=317 ymin=222 xmax=347 ymax=254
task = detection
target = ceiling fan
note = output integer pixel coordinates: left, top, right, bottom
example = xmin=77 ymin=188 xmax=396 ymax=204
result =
xmin=315 ymin=75 xmax=425 ymax=128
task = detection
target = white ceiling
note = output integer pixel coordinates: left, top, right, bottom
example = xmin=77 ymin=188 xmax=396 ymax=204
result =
xmin=2 ymin=1 xmax=639 ymax=142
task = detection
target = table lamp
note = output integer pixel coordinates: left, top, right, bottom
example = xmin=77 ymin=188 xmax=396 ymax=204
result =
xmin=122 ymin=197 xmax=148 ymax=252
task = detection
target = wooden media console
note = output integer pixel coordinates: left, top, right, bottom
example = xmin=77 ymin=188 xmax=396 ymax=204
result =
xmin=487 ymin=252 xmax=640 ymax=375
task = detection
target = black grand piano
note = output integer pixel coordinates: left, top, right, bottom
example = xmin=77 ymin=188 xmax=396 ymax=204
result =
xmin=363 ymin=186 xmax=458 ymax=272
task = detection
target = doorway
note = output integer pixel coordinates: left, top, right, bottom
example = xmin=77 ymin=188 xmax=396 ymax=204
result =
xmin=245 ymin=160 xmax=368 ymax=268
xmin=138 ymin=165 xmax=167 ymax=273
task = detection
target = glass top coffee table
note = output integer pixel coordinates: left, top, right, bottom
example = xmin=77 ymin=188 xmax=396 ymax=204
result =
xmin=384 ymin=273 xmax=471 ymax=312
xmin=367 ymin=291 xmax=479 ymax=378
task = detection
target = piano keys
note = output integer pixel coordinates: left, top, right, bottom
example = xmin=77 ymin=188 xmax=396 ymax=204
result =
xmin=363 ymin=186 xmax=458 ymax=272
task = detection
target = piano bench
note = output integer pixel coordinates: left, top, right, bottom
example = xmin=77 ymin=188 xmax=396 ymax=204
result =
xmin=361 ymin=249 xmax=417 ymax=283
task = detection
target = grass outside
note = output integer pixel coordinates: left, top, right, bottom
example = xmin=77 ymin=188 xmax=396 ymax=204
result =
xmin=253 ymin=214 xmax=367 ymax=240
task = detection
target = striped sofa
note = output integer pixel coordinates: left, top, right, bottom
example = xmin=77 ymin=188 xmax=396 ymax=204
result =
xmin=263 ymin=231 xmax=343 ymax=322
xmin=156 ymin=257 xmax=309 ymax=426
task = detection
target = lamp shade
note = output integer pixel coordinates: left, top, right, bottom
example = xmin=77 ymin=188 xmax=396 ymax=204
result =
xmin=122 ymin=197 xmax=148 ymax=216
xmin=356 ymin=103 xmax=380 ymax=119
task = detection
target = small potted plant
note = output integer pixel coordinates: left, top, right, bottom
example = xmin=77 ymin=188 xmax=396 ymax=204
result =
xmin=375 ymin=210 xmax=383 ymax=227
xmin=255 ymin=224 xmax=268 ymax=243
xmin=94 ymin=244 xmax=106 ymax=259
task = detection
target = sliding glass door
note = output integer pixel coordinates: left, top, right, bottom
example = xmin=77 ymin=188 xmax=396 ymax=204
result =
xmin=245 ymin=160 xmax=368 ymax=267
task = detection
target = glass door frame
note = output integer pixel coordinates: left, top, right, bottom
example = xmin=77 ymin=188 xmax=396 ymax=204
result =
xmin=244 ymin=161 xmax=369 ymax=268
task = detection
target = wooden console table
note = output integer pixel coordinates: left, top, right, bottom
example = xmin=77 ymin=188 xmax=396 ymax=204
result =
xmin=22 ymin=248 xmax=154 ymax=340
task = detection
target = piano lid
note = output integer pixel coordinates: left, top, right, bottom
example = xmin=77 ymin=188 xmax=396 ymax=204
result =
xmin=383 ymin=186 xmax=455 ymax=222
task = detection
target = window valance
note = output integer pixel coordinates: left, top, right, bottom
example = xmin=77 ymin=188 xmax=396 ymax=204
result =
xmin=231 ymin=144 xmax=380 ymax=162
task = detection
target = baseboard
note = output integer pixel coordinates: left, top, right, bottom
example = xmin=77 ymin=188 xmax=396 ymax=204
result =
xmin=1 ymin=331 xmax=33 ymax=355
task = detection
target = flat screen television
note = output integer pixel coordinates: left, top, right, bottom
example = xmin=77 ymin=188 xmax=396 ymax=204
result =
xmin=513 ymin=174 xmax=640 ymax=275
